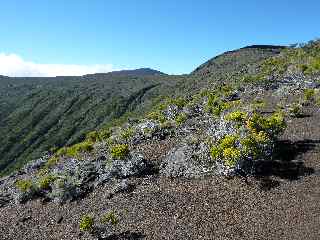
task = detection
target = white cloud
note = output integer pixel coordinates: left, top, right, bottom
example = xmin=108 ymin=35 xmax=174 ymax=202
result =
xmin=0 ymin=53 xmax=115 ymax=77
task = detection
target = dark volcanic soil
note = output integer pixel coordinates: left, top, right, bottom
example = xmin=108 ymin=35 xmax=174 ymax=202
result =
xmin=0 ymin=98 xmax=320 ymax=240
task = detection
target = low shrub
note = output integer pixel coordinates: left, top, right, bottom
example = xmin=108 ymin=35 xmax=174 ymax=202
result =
xmin=110 ymin=144 xmax=129 ymax=159
xmin=38 ymin=174 xmax=57 ymax=190
xmin=120 ymin=127 xmax=135 ymax=141
xmin=147 ymin=111 xmax=166 ymax=123
xmin=304 ymin=89 xmax=316 ymax=102
xmin=167 ymin=97 xmax=187 ymax=108
xmin=210 ymin=111 xmax=285 ymax=169
xmin=288 ymin=103 xmax=303 ymax=117
xmin=79 ymin=214 xmax=94 ymax=232
xmin=99 ymin=129 xmax=112 ymax=141
xmin=64 ymin=141 xmax=94 ymax=158
xmin=43 ymin=156 xmax=60 ymax=170
xmin=15 ymin=179 xmax=34 ymax=192
xmin=246 ymin=112 xmax=286 ymax=138
xmin=175 ymin=113 xmax=187 ymax=126
xmin=100 ymin=211 xmax=119 ymax=226
xmin=224 ymin=111 xmax=247 ymax=123
xmin=222 ymin=147 xmax=241 ymax=167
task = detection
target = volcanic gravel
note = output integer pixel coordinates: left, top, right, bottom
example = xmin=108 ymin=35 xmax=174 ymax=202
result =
xmin=0 ymin=95 xmax=319 ymax=240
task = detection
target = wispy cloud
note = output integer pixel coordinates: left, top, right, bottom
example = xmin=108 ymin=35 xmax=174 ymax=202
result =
xmin=0 ymin=53 xmax=115 ymax=77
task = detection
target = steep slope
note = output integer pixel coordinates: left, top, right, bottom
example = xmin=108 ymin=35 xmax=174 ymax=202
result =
xmin=0 ymin=70 xmax=185 ymax=175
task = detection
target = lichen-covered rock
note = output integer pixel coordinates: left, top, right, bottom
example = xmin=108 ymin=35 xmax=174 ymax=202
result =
xmin=23 ymin=156 xmax=49 ymax=175
xmin=47 ymin=175 xmax=83 ymax=204
xmin=160 ymin=145 xmax=214 ymax=178
xmin=107 ymin=152 xmax=148 ymax=178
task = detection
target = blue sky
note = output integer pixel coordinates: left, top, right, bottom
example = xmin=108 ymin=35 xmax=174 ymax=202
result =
xmin=0 ymin=0 xmax=319 ymax=76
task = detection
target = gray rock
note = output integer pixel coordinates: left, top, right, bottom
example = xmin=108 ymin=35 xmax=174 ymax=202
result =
xmin=47 ymin=176 xmax=82 ymax=204
xmin=108 ymin=153 xmax=148 ymax=178
xmin=160 ymin=145 xmax=212 ymax=178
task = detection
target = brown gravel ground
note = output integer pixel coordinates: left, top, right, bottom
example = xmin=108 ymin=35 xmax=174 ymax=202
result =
xmin=0 ymin=95 xmax=320 ymax=240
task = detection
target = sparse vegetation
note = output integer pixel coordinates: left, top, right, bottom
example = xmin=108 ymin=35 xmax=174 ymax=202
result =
xmin=175 ymin=113 xmax=187 ymax=126
xmin=110 ymin=144 xmax=129 ymax=159
xmin=288 ymin=102 xmax=303 ymax=118
xmin=15 ymin=179 xmax=34 ymax=192
xmin=225 ymin=111 xmax=248 ymax=123
xmin=38 ymin=174 xmax=57 ymax=190
xmin=79 ymin=214 xmax=94 ymax=232
xmin=100 ymin=211 xmax=119 ymax=226
xmin=304 ymin=89 xmax=316 ymax=102
xmin=120 ymin=127 xmax=135 ymax=141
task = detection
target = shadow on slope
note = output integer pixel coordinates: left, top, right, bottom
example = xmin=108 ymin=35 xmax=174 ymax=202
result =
xmin=96 ymin=231 xmax=145 ymax=240
xmin=254 ymin=139 xmax=317 ymax=190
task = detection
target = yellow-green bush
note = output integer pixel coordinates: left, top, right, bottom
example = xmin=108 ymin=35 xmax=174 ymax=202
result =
xmin=79 ymin=214 xmax=94 ymax=232
xmin=223 ymin=147 xmax=241 ymax=167
xmin=120 ymin=127 xmax=135 ymax=141
xmin=86 ymin=131 xmax=100 ymax=142
xmin=175 ymin=113 xmax=187 ymax=126
xmin=210 ymin=135 xmax=240 ymax=167
xmin=167 ymin=97 xmax=187 ymax=108
xmin=246 ymin=112 xmax=286 ymax=138
xmin=43 ymin=156 xmax=60 ymax=169
xmin=219 ymin=135 xmax=239 ymax=149
xmin=301 ymin=57 xmax=320 ymax=74
xmin=38 ymin=174 xmax=57 ymax=190
xmin=99 ymin=129 xmax=112 ymax=141
xmin=225 ymin=111 xmax=248 ymax=122
xmin=110 ymin=144 xmax=129 ymax=159
xmin=240 ymin=131 xmax=270 ymax=158
xmin=304 ymin=89 xmax=316 ymax=102
xmin=15 ymin=179 xmax=34 ymax=192
xmin=288 ymin=102 xmax=303 ymax=117
xmin=210 ymin=110 xmax=285 ymax=168
xmin=147 ymin=111 xmax=166 ymax=123
xmin=65 ymin=141 xmax=94 ymax=158
xmin=100 ymin=211 xmax=119 ymax=225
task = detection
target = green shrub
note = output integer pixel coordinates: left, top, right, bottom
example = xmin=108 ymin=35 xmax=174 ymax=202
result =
xmin=99 ymin=129 xmax=112 ymax=141
xmin=210 ymin=146 xmax=221 ymax=160
xmin=56 ymin=147 xmax=68 ymax=156
xmin=38 ymin=174 xmax=57 ymax=190
xmin=225 ymin=111 xmax=247 ymax=122
xmin=15 ymin=179 xmax=34 ymax=192
xmin=43 ymin=156 xmax=60 ymax=169
xmin=219 ymin=135 xmax=239 ymax=149
xmin=222 ymin=147 xmax=241 ymax=167
xmin=304 ymin=89 xmax=316 ymax=102
xmin=120 ymin=127 xmax=135 ymax=141
xmin=302 ymin=58 xmax=320 ymax=74
xmin=246 ymin=112 xmax=286 ymax=138
xmin=260 ymin=57 xmax=288 ymax=76
xmin=240 ymin=131 xmax=270 ymax=158
xmin=65 ymin=141 xmax=94 ymax=158
xmin=100 ymin=211 xmax=119 ymax=226
xmin=79 ymin=214 xmax=94 ymax=232
xmin=210 ymin=135 xmax=240 ymax=166
xmin=175 ymin=113 xmax=187 ymax=126
xmin=241 ymin=74 xmax=264 ymax=84
xmin=288 ymin=103 xmax=303 ymax=117
xmin=86 ymin=131 xmax=100 ymax=142
xmin=252 ymin=99 xmax=266 ymax=110
xmin=167 ymin=97 xmax=187 ymax=108
xmin=110 ymin=144 xmax=129 ymax=159
xmin=147 ymin=111 xmax=166 ymax=123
